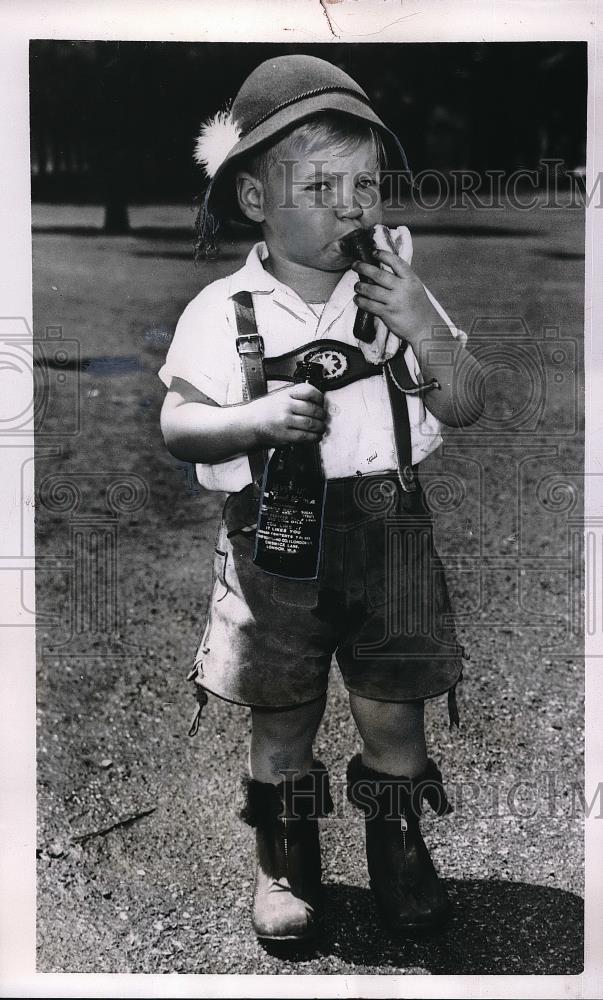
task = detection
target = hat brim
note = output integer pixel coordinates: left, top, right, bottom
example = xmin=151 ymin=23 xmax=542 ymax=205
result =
xmin=205 ymin=91 xmax=407 ymax=223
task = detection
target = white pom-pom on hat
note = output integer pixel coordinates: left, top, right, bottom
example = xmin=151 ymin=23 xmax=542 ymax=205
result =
xmin=194 ymin=109 xmax=242 ymax=179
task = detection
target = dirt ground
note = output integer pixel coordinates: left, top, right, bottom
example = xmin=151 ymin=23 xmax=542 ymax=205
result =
xmin=34 ymin=198 xmax=584 ymax=975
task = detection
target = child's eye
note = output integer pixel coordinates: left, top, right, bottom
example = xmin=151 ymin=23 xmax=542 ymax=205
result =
xmin=357 ymin=175 xmax=378 ymax=189
xmin=305 ymin=181 xmax=331 ymax=191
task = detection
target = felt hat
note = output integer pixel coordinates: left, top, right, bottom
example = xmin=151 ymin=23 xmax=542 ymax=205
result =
xmin=194 ymin=54 xmax=409 ymax=238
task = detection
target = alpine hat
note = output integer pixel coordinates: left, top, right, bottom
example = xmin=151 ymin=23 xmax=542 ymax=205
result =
xmin=194 ymin=54 xmax=408 ymax=242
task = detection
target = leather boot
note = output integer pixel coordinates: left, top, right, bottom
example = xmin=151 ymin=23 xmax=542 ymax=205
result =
xmin=240 ymin=760 xmax=333 ymax=942
xmin=346 ymin=754 xmax=453 ymax=935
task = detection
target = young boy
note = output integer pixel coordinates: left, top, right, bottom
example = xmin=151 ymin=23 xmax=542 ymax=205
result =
xmin=159 ymin=54 xmax=484 ymax=943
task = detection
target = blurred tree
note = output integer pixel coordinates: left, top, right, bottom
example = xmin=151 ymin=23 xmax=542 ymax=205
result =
xmin=94 ymin=42 xmax=131 ymax=233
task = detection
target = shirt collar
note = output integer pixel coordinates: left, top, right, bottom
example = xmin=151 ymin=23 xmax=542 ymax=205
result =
xmin=227 ymin=242 xmax=277 ymax=297
xmin=227 ymin=241 xmax=357 ymax=321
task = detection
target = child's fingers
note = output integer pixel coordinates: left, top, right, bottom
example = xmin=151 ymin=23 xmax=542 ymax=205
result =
xmin=354 ymin=281 xmax=391 ymax=304
xmin=288 ymin=414 xmax=325 ymax=435
xmin=287 ymin=428 xmax=324 ymax=443
xmin=372 ymin=249 xmax=410 ymax=278
xmin=289 ymin=399 xmax=326 ymax=421
xmin=352 ymin=260 xmax=395 ymax=287
xmin=289 ymin=383 xmax=324 ymax=404
xmin=354 ymin=294 xmax=386 ymax=318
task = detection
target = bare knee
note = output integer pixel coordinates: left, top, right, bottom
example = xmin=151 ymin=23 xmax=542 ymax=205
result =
xmin=251 ymin=694 xmax=326 ymax=741
xmin=349 ymin=694 xmax=427 ymax=777
xmin=249 ymin=694 xmax=326 ymax=783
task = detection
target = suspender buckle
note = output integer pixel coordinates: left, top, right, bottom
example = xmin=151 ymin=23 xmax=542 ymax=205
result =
xmin=236 ymin=334 xmax=264 ymax=357
xmin=400 ymin=464 xmax=418 ymax=492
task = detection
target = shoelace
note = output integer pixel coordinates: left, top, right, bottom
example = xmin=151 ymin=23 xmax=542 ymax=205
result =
xmin=267 ymin=878 xmax=293 ymax=894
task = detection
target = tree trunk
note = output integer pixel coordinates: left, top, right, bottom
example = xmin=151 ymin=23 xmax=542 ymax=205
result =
xmin=103 ymin=197 xmax=130 ymax=234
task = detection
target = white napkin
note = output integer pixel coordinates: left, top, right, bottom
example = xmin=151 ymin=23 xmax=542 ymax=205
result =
xmin=355 ymin=224 xmax=413 ymax=365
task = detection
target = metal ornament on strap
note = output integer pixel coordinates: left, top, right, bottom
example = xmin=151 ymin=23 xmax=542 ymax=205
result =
xmin=232 ymin=291 xmax=440 ymax=494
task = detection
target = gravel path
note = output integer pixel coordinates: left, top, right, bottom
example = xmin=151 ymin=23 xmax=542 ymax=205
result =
xmin=35 ymin=201 xmax=584 ymax=974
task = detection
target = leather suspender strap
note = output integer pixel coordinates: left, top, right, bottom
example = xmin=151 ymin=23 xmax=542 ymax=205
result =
xmin=384 ymin=347 xmax=419 ymax=493
xmin=233 ymin=291 xmax=267 ymax=400
xmin=232 ymin=291 xmax=268 ymax=491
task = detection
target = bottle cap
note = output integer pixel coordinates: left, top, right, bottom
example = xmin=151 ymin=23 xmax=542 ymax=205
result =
xmin=293 ymin=359 xmax=324 ymax=388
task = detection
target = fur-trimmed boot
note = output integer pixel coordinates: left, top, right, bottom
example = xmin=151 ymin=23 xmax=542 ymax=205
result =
xmin=346 ymin=754 xmax=453 ymax=935
xmin=240 ymin=759 xmax=333 ymax=942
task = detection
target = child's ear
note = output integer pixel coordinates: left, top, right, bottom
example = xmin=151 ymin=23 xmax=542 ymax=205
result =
xmin=236 ymin=172 xmax=265 ymax=223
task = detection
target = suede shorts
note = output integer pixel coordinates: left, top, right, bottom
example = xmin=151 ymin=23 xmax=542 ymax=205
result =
xmin=192 ymin=473 xmax=464 ymax=709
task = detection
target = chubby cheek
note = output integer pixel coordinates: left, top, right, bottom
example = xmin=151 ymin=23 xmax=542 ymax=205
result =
xmin=266 ymin=211 xmax=312 ymax=253
xmin=286 ymin=221 xmax=324 ymax=255
xmin=289 ymin=213 xmax=333 ymax=251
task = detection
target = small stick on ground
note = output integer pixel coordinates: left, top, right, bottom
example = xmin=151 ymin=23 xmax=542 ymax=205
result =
xmin=70 ymin=806 xmax=157 ymax=844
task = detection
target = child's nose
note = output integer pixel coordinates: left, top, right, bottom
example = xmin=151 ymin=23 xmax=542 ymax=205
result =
xmin=334 ymin=182 xmax=364 ymax=221
xmin=334 ymin=199 xmax=363 ymax=222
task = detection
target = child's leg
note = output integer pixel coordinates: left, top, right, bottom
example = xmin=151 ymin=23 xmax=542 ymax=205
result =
xmin=347 ymin=692 xmax=451 ymax=934
xmin=249 ymin=692 xmax=327 ymax=783
xmin=242 ymin=693 xmax=331 ymax=942
xmin=348 ymin=693 xmax=427 ymax=777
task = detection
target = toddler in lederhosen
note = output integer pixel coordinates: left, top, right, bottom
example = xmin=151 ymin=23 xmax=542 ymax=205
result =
xmin=159 ymin=54 xmax=484 ymax=943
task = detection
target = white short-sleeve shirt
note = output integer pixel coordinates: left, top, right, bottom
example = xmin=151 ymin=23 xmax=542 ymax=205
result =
xmin=158 ymin=241 xmax=466 ymax=492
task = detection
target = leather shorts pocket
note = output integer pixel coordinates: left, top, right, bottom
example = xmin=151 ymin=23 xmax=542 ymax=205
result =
xmin=271 ymin=574 xmax=320 ymax=610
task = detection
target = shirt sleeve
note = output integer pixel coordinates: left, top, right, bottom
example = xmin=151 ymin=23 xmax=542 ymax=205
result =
xmin=158 ymin=279 xmax=237 ymax=405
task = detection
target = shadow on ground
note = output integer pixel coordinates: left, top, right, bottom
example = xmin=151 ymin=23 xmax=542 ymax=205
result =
xmin=267 ymin=879 xmax=584 ymax=974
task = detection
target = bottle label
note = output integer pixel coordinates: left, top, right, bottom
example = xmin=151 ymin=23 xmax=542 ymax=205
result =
xmin=253 ymin=480 xmax=327 ymax=580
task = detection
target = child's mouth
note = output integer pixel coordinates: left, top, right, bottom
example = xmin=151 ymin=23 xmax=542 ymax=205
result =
xmin=338 ymin=227 xmax=375 ymax=260
xmin=336 ymin=237 xmax=357 ymax=260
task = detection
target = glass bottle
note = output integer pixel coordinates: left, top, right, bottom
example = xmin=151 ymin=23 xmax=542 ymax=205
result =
xmin=253 ymin=360 xmax=326 ymax=579
xmin=340 ymin=225 xmax=377 ymax=344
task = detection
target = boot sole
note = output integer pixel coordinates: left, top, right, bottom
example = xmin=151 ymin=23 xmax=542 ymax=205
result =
xmin=253 ymin=925 xmax=317 ymax=943
xmin=254 ymin=928 xmax=316 ymax=955
xmin=254 ymin=926 xmax=317 ymax=943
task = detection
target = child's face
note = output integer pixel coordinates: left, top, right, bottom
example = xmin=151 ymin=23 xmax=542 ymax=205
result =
xmin=257 ymin=137 xmax=383 ymax=273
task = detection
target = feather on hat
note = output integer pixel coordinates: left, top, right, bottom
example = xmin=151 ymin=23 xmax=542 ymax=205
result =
xmin=194 ymin=109 xmax=241 ymax=179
